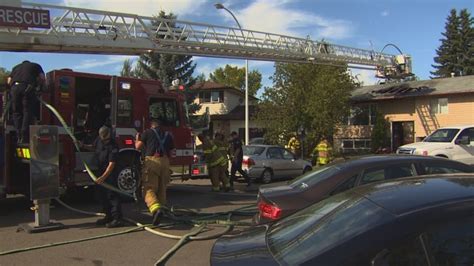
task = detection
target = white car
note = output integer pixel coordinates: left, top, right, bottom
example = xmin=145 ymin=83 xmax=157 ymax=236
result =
xmin=241 ymin=145 xmax=312 ymax=183
xmin=397 ymin=125 xmax=474 ymax=165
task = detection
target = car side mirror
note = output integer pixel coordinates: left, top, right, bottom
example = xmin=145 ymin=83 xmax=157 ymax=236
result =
xmin=371 ymin=249 xmax=390 ymax=266
xmin=455 ymin=136 xmax=470 ymax=145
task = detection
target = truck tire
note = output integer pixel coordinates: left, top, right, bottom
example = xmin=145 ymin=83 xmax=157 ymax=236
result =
xmin=116 ymin=150 xmax=141 ymax=198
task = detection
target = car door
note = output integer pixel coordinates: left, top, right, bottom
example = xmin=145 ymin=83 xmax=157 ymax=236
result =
xmin=281 ymin=148 xmax=300 ymax=177
xmin=266 ymin=147 xmax=285 ymax=179
xmin=358 ymin=163 xmax=416 ymax=186
xmin=452 ymin=127 xmax=474 ymax=165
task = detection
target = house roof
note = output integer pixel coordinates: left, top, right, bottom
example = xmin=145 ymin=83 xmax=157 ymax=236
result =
xmin=191 ymin=81 xmax=258 ymax=100
xmin=351 ymin=75 xmax=474 ymax=102
xmin=211 ymin=105 xmax=258 ymax=121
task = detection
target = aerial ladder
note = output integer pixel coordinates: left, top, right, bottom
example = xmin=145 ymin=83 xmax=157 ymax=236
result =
xmin=0 ymin=2 xmax=412 ymax=80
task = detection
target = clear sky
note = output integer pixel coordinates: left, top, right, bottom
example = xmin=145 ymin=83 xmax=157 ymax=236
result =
xmin=0 ymin=0 xmax=472 ymax=96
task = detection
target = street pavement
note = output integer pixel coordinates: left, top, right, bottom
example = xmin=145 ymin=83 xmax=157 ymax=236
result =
xmin=0 ymin=179 xmax=261 ymax=266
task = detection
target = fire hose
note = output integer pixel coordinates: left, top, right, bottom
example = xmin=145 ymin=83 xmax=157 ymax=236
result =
xmin=0 ymin=97 xmax=257 ymax=263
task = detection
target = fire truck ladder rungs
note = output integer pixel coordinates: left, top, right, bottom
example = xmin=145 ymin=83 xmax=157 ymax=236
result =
xmin=0 ymin=2 xmax=401 ymax=72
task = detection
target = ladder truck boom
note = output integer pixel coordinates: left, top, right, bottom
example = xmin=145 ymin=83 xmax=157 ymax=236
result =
xmin=0 ymin=2 xmax=412 ymax=80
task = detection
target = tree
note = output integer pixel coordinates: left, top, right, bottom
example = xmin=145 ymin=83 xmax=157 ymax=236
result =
xmin=0 ymin=67 xmax=10 ymax=88
xmin=123 ymin=11 xmax=199 ymax=113
xmin=256 ymin=63 xmax=355 ymax=154
xmin=371 ymin=111 xmax=390 ymax=152
xmin=431 ymin=9 xmax=473 ymax=78
xmin=458 ymin=9 xmax=474 ymax=76
xmin=120 ymin=59 xmax=134 ymax=77
xmin=209 ymin=64 xmax=262 ymax=96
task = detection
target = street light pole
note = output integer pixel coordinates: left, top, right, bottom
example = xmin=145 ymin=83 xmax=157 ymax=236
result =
xmin=215 ymin=3 xmax=249 ymax=145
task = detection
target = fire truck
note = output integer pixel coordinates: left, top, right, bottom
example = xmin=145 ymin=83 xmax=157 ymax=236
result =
xmin=0 ymin=69 xmax=195 ymax=197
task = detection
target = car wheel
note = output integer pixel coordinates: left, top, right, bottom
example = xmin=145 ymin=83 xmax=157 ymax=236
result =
xmin=261 ymin=169 xmax=273 ymax=184
xmin=303 ymin=166 xmax=312 ymax=174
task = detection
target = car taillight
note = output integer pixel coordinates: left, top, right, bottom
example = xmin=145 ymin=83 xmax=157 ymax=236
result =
xmin=124 ymin=138 xmax=133 ymax=145
xmin=258 ymin=201 xmax=281 ymax=220
xmin=243 ymin=158 xmax=255 ymax=167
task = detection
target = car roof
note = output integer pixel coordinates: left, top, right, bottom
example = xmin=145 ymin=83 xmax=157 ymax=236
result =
xmin=352 ymin=174 xmax=474 ymax=216
xmin=333 ymin=155 xmax=464 ymax=169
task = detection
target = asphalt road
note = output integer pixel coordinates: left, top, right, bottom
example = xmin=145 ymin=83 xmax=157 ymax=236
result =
xmin=0 ymin=179 xmax=259 ymax=266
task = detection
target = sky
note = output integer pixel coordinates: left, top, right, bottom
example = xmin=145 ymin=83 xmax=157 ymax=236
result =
xmin=0 ymin=0 xmax=472 ymax=97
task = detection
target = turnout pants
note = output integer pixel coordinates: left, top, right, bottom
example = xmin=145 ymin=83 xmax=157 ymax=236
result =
xmin=209 ymin=165 xmax=229 ymax=191
xmin=10 ymin=83 xmax=37 ymax=141
xmin=141 ymin=156 xmax=170 ymax=213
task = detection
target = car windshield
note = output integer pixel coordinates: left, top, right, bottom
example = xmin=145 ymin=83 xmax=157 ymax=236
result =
xmin=266 ymin=192 xmax=391 ymax=265
xmin=243 ymin=146 xmax=265 ymax=156
xmin=289 ymin=165 xmax=341 ymax=189
xmin=423 ymin=128 xmax=459 ymax=143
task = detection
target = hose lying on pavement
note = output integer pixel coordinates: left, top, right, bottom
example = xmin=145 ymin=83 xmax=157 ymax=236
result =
xmin=0 ymin=98 xmax=257 ymax=262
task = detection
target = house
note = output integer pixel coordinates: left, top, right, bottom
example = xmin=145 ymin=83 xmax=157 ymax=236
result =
xmin=192 ymin=81 xmax=264 ymax=139
xmin=334 ymin=75 xmax=474 ymax=153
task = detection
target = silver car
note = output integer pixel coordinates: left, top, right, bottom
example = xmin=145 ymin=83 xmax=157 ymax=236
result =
xmin=242 ymin=145 xmax=312 ymax=183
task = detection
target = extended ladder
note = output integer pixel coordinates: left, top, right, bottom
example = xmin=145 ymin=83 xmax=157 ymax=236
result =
xmin=0 ymin=2 xmax=412 ymax=79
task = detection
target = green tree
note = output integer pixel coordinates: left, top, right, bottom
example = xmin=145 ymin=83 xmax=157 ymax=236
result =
xmin=0 ymin=67 xmax=10 ymax=89
xmin=209 ymin=64 xmax=262 ymax=96
xmin=431 ymin=9 xmax=461 ymax=78
xmin=458 ymin=9 xmax=474 ymax=76
xmin=256 ymin=63 xmax=355 ymax=153
xmin=371 ymin=111 xmax=390 ymax=152
xmin=123 ymin=11 xmax=199 ymax=113
xmin=431 ymin=9 xmax=474 ymax=78
xmin=120 ymin=59 xmax=136 ymax=77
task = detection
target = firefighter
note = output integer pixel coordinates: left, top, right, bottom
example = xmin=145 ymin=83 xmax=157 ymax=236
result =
xmin=214 ymin=132 xmax=229 ymax=174
xmin=198 ymin=133 xmax=229 ymax=192
xmin=229 ymin=131 xmax=251 ymax=189
xmin=315 ymin=137 xmax=333 ymax=166
xmin=287 ymin=135 xmax=300 ymax=157
xmin=135 ymin=119 xmax=174 ymax=226
xmin=81 ymin=126 xmax=123 ymax=228
xmin=7 ymin=60 xmax=45 ymax=143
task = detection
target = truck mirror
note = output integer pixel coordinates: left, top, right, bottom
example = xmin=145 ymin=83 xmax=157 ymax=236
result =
xmin=455 ymin=136 xmax=470 ymax=145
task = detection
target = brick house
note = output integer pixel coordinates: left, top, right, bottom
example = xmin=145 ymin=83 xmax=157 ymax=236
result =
xmin=334 ymin=75 xmax=474 ymax=153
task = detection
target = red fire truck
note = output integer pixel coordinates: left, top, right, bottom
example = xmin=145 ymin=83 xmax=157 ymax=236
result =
xmin=0 ymin=69 xmax=195 ymax=198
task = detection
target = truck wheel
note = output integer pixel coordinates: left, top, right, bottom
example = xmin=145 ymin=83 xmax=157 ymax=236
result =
xmin=261 ymin=169 xmax=273 ymax=184
xmin=117 ymin=165 xmax=139 ymax=194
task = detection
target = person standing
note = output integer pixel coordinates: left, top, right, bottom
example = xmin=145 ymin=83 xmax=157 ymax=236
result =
xmin=135 ymin=119 xmax=174 ymax=226
xmin=316 ymin=137 xmax=333 ymax=166
xmin=81 ymin=126 xmax=122 ymax=228
xmin=7 ymin=60 xmax=45 ymax=143
xmin=198 ymin=133 xmax=229 ymax=192
xmin=229 ymin=131 xmax=250 ymax=189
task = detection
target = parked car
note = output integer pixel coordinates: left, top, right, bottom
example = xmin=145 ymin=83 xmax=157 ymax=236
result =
xmin=255 ymin=155 xmax=473 ymax=224
xmin=211 ymin=174 xmax=474 ymax=265
xmin=242 ymin=145 xmax=312 ymax=183
xmin=397 ymin=125 xmax=474 ymax=165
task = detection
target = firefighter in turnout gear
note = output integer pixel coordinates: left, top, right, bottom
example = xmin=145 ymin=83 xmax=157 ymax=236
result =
xmin=287 ymin=135 xmax=301 ymax=157
xmin=198 ymin=133 xmax=229 ymax=192
xmin=135 ymin=119 xmax=174 ymax=226
xmin=315 ymin=138 xmax=332 ymax=166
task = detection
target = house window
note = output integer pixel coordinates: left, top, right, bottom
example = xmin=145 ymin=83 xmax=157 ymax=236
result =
xmin=199 ymin=92 xmax=211 ymax=103
xmin=430 ymin=98 xmax=448 ymax=114
xmin=348 ymin=104 xmax=377 ymax=125
xmin=200 ymin=91 xmax=223 ymax=103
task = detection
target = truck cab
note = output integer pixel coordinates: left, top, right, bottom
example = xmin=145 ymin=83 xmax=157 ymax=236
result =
xmin=397 ymin=125 xmax=474 ymax=165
